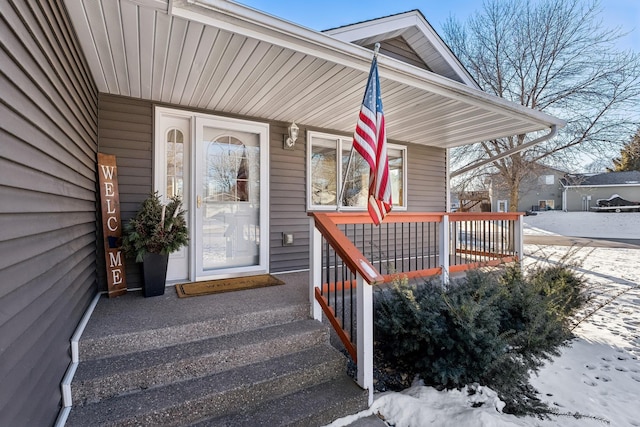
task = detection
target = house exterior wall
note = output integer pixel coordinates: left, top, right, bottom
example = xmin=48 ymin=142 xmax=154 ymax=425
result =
xmin=0 ymin=1 xmax=99 ymax=426
xmin=491 ymin=169 xmax=565 ymax=212
xmin=97 ymin=95 xmax=153 ymax=289
xmin=564 ymin=185 xmax=640 ymax=211
xmin=97 ymin=94 xmax=446 ymax=286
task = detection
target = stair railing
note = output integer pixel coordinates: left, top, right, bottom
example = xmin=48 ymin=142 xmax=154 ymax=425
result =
xmin=309 ymin=211 xmax=524 ymax=405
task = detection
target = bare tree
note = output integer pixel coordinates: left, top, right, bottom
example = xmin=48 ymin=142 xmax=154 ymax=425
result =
xmin=443 ymin=0 xmax=640 ymax=210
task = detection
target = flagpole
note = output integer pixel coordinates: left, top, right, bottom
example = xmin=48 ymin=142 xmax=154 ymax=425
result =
xmin=337 ymin=43 xmax=381 ymax=212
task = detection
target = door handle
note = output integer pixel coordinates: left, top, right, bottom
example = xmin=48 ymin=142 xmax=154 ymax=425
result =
xmin=197 ymin=195 xmax=202 ymax=208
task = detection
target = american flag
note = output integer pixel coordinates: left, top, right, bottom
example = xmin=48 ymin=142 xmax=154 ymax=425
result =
xmin=352 ymin=56 xmax=392 ymax=225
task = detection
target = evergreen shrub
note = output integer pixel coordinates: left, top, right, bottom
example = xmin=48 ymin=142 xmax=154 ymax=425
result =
xmin=374 ymin=264 xmax=587 ymax=416
xmin=122 ymin=192 xmax=189 ymax=262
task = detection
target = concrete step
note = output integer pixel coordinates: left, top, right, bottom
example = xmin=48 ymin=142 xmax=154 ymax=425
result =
xmin=71 ymin=319 xmax=328 ymax=405
xmin=78 ymin=303 xmax=309 ymax=360
xmin=65 ymin=344 xmax=351 ymax=427
xmin=195 ymin=376 xmax=369 ymax=426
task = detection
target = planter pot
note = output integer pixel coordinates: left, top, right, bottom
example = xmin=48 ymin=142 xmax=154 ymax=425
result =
xmin=142 ymin=252 xmax=169 ymax=297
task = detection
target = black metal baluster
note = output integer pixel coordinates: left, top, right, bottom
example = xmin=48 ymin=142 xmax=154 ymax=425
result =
xmin=393 ymin=223 xmax=397 ymax=272
xmin=324 ymin=239 xmax=330 ymax=298
xmin=333 ymin=246 xmax=338 ymax=315
xmin=378 ymin=223 xmax=382 ymax=274
xmin=350 ymin=269 xmax=355 ymax=345
xmin=341 ymin=255 xmax=346 ymax=332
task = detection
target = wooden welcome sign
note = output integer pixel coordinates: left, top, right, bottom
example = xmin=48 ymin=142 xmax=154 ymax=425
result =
xmin=98 ymin=153 xmax=127 ymax=297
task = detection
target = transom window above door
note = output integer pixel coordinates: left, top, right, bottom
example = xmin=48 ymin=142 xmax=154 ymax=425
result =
xmin=307 ymin=131 xmax=407 ymax=211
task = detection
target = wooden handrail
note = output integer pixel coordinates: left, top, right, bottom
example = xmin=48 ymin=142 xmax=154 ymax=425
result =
xmin=313 ymin=211 xmax=444 ymax=224
xmin=309 ymin=212 xmax=383 ymax=285
xmin=449 ymin=212 xmax=523 ymax=221
xmin=313 ymin=210 xmax=522 ymax=223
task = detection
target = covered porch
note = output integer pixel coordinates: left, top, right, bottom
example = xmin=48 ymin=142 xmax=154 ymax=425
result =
xmin=61 ymin=210 xmax=522 ymax=424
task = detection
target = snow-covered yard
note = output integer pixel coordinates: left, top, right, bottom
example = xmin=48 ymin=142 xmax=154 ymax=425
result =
xmin=329 ymin=211 xmax=640 ymax=427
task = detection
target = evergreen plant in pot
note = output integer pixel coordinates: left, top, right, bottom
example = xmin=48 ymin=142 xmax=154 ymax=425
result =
xmin=122 ymin=192 xmax=188 ymax=297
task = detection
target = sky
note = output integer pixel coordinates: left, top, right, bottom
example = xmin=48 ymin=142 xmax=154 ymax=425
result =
xmin=236 ymin=0 xmax=640 ymax=52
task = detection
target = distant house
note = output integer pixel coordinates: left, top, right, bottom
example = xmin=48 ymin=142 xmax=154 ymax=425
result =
xmin=562 ymin=171 xmax=640 ymax=211
xmin=489 ymin=166 xmax=566 ymax=212
xmin=1 ymin=1 xmax=565 ymax=425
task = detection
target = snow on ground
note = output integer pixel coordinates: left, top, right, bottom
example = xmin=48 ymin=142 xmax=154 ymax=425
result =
xmin=327 ymin=212 xmax=640 ymax=427
xmin=523 ymin=210 xmax=640 ymax=239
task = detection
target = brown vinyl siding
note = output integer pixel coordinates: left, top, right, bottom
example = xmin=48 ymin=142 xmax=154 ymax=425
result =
xmin=0 ymin=1 xmax=98 ymax=426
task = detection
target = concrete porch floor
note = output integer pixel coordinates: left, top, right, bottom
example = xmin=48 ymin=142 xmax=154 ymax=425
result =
xmin=82 ymin=271 xmax=311 ymax=342
xmin=76 ymin=271 xmax=387 ymax=426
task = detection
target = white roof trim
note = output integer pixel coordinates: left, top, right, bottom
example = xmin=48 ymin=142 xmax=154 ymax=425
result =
xmin=324 ymin=11 xmax=478 ymax=88
xmin=64 ymin=0 xmax=565 ymax=148
xmin=173 ymin=0 xmax=563 ymax=129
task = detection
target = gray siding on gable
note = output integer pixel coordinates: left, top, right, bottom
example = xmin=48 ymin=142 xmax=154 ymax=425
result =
xmin=366 ymin=36 xmax=431 ymax=71
xmin=0 ymin=1 xmax=98 ymax=426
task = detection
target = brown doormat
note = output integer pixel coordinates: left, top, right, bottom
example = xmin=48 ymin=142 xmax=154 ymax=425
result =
xmin=175 ymin=274 xmax=285 ymax=298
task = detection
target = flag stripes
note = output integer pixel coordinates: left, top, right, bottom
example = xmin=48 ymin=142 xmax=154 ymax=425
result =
xmin=352 ymin=56 xmax=392 ymax=225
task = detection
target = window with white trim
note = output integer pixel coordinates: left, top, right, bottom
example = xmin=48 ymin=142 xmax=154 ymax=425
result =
xmin=307 ymin=131 xmax=407 ymax=210
xmin=538 ymin=174 xmax=555 ymax=185
xmin=166 ymin=128 xmax=184 ymax=197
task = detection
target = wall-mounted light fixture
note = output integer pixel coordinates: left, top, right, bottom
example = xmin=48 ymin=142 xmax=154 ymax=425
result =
xmin=284 ymin=121 xmax=299 ymax=150
xmin=282 ymin=232 xmax=294 ymax=246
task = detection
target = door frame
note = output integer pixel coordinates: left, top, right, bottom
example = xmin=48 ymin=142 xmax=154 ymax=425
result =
xmin=154 ymin=107 xmax=270 ymax=282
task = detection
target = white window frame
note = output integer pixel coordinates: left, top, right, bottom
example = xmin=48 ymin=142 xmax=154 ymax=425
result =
xmin=538 ymin=174 xmax=555 ymax=185
xmin=306 ymin=130 xmax=407 ymax=211
xmin=538 ymin=199 xmax=554 ymax=210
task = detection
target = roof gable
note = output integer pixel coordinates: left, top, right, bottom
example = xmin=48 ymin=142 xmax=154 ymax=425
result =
xmin=323 ymin=10 xmax=477 ymax=87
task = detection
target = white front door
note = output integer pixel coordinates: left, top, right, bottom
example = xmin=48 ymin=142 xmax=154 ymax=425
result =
xmin=194 ymin=116 xmax=269 ymax=280
xmin=155 ymin=108 xmax=269 ymax=282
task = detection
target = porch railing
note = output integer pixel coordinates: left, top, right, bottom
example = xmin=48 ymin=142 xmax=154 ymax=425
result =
xmin=308 ymin=211 xmax=523 ymax=404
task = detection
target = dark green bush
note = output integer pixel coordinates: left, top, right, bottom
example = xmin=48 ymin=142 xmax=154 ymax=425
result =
xmin=374 ymin=264 xmax=587 ymax=416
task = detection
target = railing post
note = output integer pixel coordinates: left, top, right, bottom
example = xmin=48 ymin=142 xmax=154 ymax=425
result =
xmin=309 ymin=218 xmax=322 ymax=321
xmin=440 ymin=214 xmax=450 ymax=285
xmin=514 ymin=213 xmax=524 ymax=268
xmin=356 ymin=273 xmax=374 ymax=405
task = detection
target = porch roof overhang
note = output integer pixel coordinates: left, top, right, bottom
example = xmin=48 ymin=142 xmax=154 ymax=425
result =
xmin=64 ymin=0 xmax=565 ymax=149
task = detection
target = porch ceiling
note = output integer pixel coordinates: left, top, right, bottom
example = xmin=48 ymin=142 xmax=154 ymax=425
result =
xmin=64 ymin=0 xmax=565 ymax=148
